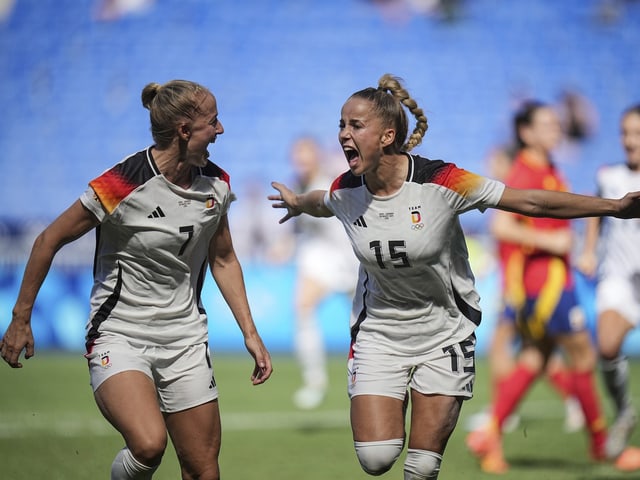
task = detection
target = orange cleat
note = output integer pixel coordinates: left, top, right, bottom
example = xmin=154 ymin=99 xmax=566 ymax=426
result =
xmin=466 ymin=428 xmax=509 ymax=474
xmin=466 ymin=428 xmax=499 ymax=457
xmin=480 ymin=447 xmax=509 ymax=474
xmin=614 ymin=446 xmax=640 ymax=472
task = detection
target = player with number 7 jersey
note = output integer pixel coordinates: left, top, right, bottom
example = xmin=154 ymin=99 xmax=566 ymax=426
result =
xmin=82 ymin=146 xmax=234 ymax=348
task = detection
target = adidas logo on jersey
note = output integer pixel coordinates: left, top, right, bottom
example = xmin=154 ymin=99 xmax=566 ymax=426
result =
xmin=353 ymin=216 xmax=367 ymax=228
xmin=148 ymin=206 xmax=165 ymax=218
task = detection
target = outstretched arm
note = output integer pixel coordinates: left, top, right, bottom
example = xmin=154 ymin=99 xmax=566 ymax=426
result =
xmin=0 ymin=200 xmax=99 ymax=367
xmin=268 ymin=181 xmax=333 ymax=223
xmin=209 ymin=215 xmax=273 ymax=385
xmin=497 ymin=187 xmax=640 ymax=219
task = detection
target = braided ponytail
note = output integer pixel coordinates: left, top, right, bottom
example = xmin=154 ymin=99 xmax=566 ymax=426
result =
xmin=377 ymin=74 xmax=428 ymax=152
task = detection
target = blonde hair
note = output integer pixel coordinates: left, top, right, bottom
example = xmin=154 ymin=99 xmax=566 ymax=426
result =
xmin=141 ymin=80 xmax=211 ymax=149
xmin=349 ymin=74 xmax=428 ymax=152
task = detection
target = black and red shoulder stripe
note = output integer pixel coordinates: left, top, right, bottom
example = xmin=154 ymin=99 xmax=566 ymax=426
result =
xmin=89 ymin=150 xmax=156 ymax=214
xmin=201 ymin=161 xmax=231 ymax=188
xmin=330 ymin=171 xmax=362 ymax=194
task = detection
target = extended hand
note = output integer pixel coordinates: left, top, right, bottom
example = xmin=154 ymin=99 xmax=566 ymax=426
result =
xmin=268 ymin=182 xmax=301 ymax=224
xmin=617 ymin=191 xmax=640 ymax=219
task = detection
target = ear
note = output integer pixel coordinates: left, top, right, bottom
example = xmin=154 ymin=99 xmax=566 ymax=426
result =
xmin=381 ymin=128 xmax=396 ymax=148
xmin=179 ymin=124 xmax=191 ymax=141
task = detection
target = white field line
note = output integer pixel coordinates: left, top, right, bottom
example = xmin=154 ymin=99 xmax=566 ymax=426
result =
xmin=0 ymin=398 xmax=588 ymax=438
xmin=0 ymin=410 xmax=350 ymax=438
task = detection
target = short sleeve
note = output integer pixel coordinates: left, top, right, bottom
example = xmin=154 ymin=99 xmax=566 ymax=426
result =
xmin=80 ymin=186 xmax=107 ymax=222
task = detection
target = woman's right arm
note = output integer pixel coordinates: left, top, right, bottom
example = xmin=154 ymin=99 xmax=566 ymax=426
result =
xmin=269 ymin=181 xmax=333 ymax=223
xmin=0 ymin=200 xmax=99 ymax=367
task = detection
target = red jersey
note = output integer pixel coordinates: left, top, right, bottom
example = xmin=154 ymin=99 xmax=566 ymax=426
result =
xmin=501 ymin=150 xmax=573 ymax=296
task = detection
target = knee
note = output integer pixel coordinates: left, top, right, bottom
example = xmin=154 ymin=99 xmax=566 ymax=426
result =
xmin=354 ymin=439 xmax=404 ymax=476
xmin=404 ymin=449 xmax=442 ymax=479
xmin=129 ymin=432 xmax=167 ymax=466
xmin=599 ymin=337 xmax=623 ymax=360
xmin=181 ymin=465 xmax=220 ymax=480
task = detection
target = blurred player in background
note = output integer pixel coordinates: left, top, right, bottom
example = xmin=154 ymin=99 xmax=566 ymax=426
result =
xmin=0 ymin=79 xmax=272 ymax=480
xmin=578 ymin=104 xmax=640 ymax=466
xmin=468 ymin=100 xmax=586 ymax=437
xmin=288 ymin=136 xmax=358 ymax=409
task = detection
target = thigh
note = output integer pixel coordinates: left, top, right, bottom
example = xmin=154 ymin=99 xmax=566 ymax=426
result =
xmin=489 ymin=320 xmax=517 ymax=379
xmin=598 ymin=309 xmax=634 ymax=359
xmin=556 ymin=330 xmax=597 ymax=372
xmin=351 ymin=394 xmax=407 ymax=442
xmin=88 ymin=338 xmax=167 ymax=450
xmin=348 ymin=346 xmax=412 ymax=442
xmin=408 ymin=392 xmax=463 ymax=454
xmin=94 ymin=370 xmax=167 ymax=450
xmin=165 ymin=400 xmax=222 ymax=478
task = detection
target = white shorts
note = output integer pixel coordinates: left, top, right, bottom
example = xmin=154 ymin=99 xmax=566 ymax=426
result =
xmin=596 ymin=275 xmax=640 ymax=327
xmin=347 ymin=335 xmax=476 ymax=400
xmin=297 ymin=241 xmax=358 ymax=292
xmin=85 ymin=336 xmax=218 ymax=413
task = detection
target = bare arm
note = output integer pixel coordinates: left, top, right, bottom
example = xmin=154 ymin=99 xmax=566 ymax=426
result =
xmin=491 ymin=210 xmax=573 ymax=256
xmin=0 ymin=200 xmax=99 ymax=367
xmin=496 ymin=187 xmax=640 ymax=219
xmin=209 ymin=215 xmax=273 ymax=385
xmin=268 ymin=181 xmax=333 ymax=223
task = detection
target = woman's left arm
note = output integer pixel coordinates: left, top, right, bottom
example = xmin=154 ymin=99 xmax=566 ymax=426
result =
xmin=496 ymin=186 xmax=640 ymax=219
xmin=208 ymin=214 xmax=273 ymax=385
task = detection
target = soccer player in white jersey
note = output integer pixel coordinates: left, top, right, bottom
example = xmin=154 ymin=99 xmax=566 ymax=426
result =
xmin=0 ymin=80 xmax=272 ymax=480
xmin=288 ymin=136 xmax=359 ymax=410
xmin=269 ymin=74 xmax=640 ymax=479
xmin=578 ymin=104 xmax=640 ymax=466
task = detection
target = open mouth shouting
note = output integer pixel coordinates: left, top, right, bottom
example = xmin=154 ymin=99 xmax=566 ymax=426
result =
xmin=343 ymin=146 xmax=360 ymax=169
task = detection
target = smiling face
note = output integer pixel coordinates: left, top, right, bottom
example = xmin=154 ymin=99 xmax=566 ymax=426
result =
xmin=181 ymin=93 xmax=224 ymax=167
xmin=621 ymin=110 xmax=640 ymax=171
xmin=338 ymin=97 xmax=395 ymax=176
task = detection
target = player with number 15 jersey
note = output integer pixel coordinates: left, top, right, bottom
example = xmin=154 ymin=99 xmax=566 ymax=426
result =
xmin=326 ymin=154 xmax=504 ymax=359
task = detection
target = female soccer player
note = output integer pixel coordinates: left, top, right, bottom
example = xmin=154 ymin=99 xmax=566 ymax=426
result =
xmin=467 ymin=100 xmax=609 ymax=473
xmin=578 ymin=104 xmax=640 ymax=465
xmin=269 ymin=74 xmax=640 ymax=479
xmin=0 ymin=79 xmax=272 ymax=480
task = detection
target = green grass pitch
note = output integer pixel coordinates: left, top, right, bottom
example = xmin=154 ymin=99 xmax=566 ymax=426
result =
xmin=1 ymin=353 xmax=639 ymax=479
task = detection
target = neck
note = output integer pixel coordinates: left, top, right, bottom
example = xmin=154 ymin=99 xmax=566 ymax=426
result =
xmin=152 ymin=147 xmax=194 ymax=189
xmin=522 ymin=147 xmax=550 ymax=167
xmin=365 ymin=153 xmax=408 ymax=196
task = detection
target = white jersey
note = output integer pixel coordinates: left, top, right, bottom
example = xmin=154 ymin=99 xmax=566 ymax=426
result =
xmin=80 ymin=147 xmax=234 ymax=348
xmin=594 ymin=163 xmax=640 ymax=279
xmin=294 ymin=172 xmax=359 ymax=291
xmin=325 ymin=154 xmax=505 ymax=356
